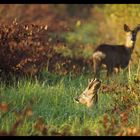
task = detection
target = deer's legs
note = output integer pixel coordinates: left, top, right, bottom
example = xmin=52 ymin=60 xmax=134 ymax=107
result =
xmin=106 ymin=67 xmax=113 ymax=84
xmin=113 ymin=67 xmax=120 ymax=74
xmin=93 ymin=59 xmax=102 ymax=79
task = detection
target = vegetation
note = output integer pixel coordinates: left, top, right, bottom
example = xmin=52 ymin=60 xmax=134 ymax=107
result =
xmin=0 ymin=69 xmax=140 ymax=136
xmin=0 ymin=4 xmax=140 ymax=136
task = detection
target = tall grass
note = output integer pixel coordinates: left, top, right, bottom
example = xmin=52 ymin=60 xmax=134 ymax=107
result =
xmin=0 ymin=66 xmax=140 ymax=135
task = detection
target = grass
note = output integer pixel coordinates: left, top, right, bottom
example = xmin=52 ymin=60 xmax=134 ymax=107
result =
xmin=0 ymin=65 xmax=140 ymax=136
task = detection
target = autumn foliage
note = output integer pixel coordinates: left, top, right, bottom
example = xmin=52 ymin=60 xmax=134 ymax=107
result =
xmin=0 ymin=4 xmax=140 ymax=136
xmin=0 ymin=19 xmax=91 ymax=77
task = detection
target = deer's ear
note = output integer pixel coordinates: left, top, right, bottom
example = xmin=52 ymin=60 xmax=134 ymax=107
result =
xmin=135 ymin=24 xmax=140 ymax=32
xmin=124 ymin=24 xmax=130 ymax=32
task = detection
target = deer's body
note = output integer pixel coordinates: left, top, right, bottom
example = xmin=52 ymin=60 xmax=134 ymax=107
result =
xmin=93 ymin=24 xmax=140 ymax=78
xmin=93 ymin=44 xmax=132 ymax=77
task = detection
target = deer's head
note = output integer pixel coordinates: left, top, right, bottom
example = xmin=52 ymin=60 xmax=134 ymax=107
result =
xmin=124 ymin=24 xmax=140 ymax=48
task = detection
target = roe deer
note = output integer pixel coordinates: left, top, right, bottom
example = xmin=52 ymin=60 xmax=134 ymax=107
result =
xmin=74 ymin=78 xmax=101 ymax=108
xmin=93 ymin=24 xmax=140 ymax=79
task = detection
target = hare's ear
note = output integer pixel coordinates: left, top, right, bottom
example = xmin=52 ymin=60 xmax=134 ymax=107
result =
xmin=88 ymin=79 xmax=94 ymax=89
xmin=124 ymin=24 xmax=131 ymax=32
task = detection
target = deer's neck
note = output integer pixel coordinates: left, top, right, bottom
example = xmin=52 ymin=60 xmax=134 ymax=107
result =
xmin=125 ymin=41 xmax=135 ymax=54
xmin=125 ymin=39 xmax=135 ymax=49
xmin=125 ymin=34 xmax=136 ymax=53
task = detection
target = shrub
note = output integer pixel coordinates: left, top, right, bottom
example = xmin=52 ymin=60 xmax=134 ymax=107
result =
xmin=0 ymin=20 xmax=92 ymax=78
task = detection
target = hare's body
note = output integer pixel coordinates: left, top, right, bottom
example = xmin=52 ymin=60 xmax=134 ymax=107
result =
xmin=93 ymin=24 xmax=140 ymax=78
xmin=74 ymin=78 xmax=101 ymax=108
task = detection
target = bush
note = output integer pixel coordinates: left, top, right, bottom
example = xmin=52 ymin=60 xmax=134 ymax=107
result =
xmin=0 ymin=20 xmax=92 ymax=78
